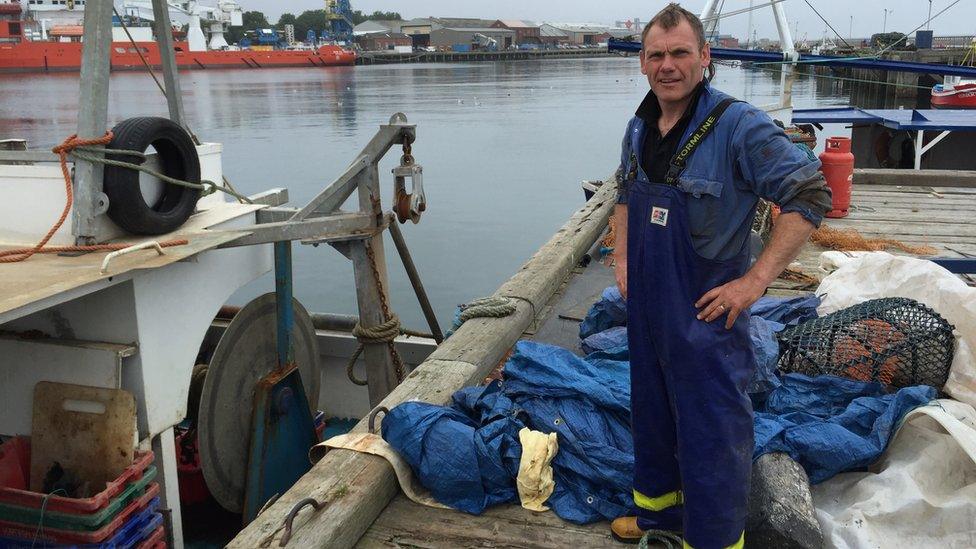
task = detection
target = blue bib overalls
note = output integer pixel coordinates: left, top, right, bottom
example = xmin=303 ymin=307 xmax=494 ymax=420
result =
xmin=625 ymin=100 xmax=754 ymax=549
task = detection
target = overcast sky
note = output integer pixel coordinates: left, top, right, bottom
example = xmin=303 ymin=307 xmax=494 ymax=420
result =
xmin=243 ymin=0 xmax=972 ymax=42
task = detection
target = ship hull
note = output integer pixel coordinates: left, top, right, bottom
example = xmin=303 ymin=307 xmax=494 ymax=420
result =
xmin=932 ymin=83 xmax=976 ymax=109
xmin=0 ymin=40 xmax=356 ymax=73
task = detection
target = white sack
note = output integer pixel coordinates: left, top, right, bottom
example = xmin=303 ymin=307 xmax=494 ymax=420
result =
xmin=816 ymin=252 xmax=976 ymax=407
xmin=812 ymin=399 xmax=976 ymax=549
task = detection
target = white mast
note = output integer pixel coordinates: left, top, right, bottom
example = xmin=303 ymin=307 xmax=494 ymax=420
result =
xmin=746 ymin=0 xmax=754 ymax=48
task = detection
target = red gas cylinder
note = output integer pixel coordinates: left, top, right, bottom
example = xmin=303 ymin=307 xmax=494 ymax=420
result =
xmin=819 ymin=137 xmax=854 ymax=218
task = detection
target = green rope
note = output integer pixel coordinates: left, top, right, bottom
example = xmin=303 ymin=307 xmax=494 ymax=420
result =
xmin=637 ymin=530 xmax=684 ymax=549
xmin=70 ymin=146 xmax=253 ymax=203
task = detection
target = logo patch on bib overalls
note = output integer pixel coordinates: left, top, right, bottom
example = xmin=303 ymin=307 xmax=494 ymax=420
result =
xmin=650 ymin=207 xmax=669 ymax=227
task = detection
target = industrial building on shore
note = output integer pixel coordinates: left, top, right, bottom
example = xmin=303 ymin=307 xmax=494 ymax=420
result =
xmin=352 ymin=17 xmax=640 ymax=52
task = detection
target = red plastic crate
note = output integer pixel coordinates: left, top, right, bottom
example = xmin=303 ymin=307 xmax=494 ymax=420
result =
xmin=0 ymin=437 xmax=154 ymax=514
xmin=0 ymin=437 xmax=29 ymax=490
xmin=0 ymin=483 xmax=159 ymax=543
xmin=136 ymin=525 xmax=167 ymax=548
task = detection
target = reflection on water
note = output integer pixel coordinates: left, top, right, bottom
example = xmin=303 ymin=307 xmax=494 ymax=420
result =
xmin=0 ymin=58 xmax=852 ymax=328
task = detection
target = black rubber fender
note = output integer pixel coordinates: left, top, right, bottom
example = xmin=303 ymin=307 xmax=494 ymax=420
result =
xmin=103 ymin=117 xmax=201 ymax=235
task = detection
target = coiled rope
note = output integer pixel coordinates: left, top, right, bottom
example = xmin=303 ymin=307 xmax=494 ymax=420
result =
xmin=1 ymin=130 xmax=257 ymax=264
xmin=441 ymin=296 xmax=518 ymax=339
xmin=346 ymin=295 xmax=518 ymax=384
xmin=69 ymin=145 xmax=253 ymax=203
xmin=346 ymin=314 xmax=402 ymax=386
xmin=637 ymin=530 xmax=684 ymax=549
xmin=0 ymin=132 xmax=191 ymax=263
xmin=454 ymin=296 xmax=517 ymax=329
xmin=345 ymin=240 xmax=409 ymax=386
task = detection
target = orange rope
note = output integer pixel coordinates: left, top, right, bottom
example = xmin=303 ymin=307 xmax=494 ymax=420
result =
xmin=0 ymin=239 xmax=190 ymax=261
xmin=1 ymin=132 xmax=188 ymax=264
xmin=811 ymin=225 xmax=938 ymax=256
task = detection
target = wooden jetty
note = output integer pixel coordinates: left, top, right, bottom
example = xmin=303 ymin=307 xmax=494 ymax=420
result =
xmin=776 ymin=170 xmax=976 ymax=297
xmin=231 ymin=169 xmax=976 ymax=548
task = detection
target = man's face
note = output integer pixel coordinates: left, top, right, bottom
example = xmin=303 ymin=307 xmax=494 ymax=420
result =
xmin=640 ymin=19 xmax=710 ymax=105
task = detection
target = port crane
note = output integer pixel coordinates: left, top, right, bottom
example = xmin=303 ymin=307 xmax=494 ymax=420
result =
xmin=324 ymin=0 xmax=353 ymax=44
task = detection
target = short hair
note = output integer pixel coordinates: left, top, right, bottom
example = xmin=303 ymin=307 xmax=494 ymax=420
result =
xmin=642 ymin=3 xmax=706 ymax=49
xmin=641 ymin=3 xmax=714 ymax=81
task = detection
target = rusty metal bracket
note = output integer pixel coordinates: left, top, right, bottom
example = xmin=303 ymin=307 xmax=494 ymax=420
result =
xmin=368 ymin=406 xmax=389 ymax=434
xmin=279 ymin=497 xmax=328 ymax=547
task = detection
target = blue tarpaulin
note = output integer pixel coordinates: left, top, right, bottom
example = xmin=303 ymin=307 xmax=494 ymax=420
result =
xmin=383 ymin=340 xmax=934 ymax=523
xmin=581 ymin=325 xmax=627 ymax=355
xmin=750 ymin=294 xmax=820 ymax=326
xmin=579 ymin=286 xmax=627 ymax=340
xmin=754 ymin=374 xmax=935 ymax=483
xmin=578 ymin=289 xmax=821 ymax=393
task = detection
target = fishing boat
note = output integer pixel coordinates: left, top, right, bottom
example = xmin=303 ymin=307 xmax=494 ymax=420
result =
xmin=931 ymin=77 xmax=976 ymax=109
xmin=931 ymin=38 xmax=976 ymax=109
xmin=0 ymin=0 xmax=415 ymax=545
xmin=0 ymin=0 xmax=356 ymax=73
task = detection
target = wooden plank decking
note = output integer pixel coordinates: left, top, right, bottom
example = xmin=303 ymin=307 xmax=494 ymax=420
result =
xmin=771 ymin=184 xmax=976 ymax=295
xmin=354 ymin=183 xmax=975 ymax=548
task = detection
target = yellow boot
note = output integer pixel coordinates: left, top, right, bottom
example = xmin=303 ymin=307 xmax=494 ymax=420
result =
xmin=610 ymin=516 xmax=645 ymax=544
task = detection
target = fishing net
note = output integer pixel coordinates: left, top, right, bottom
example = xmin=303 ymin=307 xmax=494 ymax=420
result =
xmin=811 ymin=225 xmax=938 ymax=255
xmin=779 ymin=267 xmax=820 ymax=290
xmin=777 ymin=297 xmax=955 ymax=389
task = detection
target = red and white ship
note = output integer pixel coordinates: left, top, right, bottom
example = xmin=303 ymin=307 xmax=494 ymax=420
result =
xmin=0 ymin=0 xmax=356 ymax=73
xmin=932 ymin=77 xmax=976 ymax=110
xmin=932 ymin=40 xmax=976 ymax=109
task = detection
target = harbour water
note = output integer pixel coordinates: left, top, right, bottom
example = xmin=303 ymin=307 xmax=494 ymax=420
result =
xmin=0 ymin=57 xmax=851 ymax=329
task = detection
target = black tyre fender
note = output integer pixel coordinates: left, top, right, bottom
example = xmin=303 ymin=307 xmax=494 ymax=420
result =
xmin=103 ymin=117 xmax=201 ymax=235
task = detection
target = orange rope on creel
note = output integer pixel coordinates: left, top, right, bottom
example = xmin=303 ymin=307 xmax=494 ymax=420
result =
xmin=1 ymin=132 xmax=188 ymax=264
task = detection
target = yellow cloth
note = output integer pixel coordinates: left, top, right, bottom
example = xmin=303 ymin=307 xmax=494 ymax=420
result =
xmin=516 ymin=427 xmax=559 ymax=511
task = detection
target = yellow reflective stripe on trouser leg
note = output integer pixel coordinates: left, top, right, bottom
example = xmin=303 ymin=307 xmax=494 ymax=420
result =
xmin=632 ymin=489 xmax=683 ymax=511
xmin=682 ymin=532 xmax=745 ymax=549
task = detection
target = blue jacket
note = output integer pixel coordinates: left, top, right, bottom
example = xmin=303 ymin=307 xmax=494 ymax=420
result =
xmin=617 ymin=83 xmax=828 ymax=261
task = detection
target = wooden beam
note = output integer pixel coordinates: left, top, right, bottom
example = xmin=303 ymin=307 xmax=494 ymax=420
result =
xmin=350 ymin=237 xmax=399 ymax=406
xmin=247 ymin=188 xmax=289 ymax=207
xmin=854 ymin=168 xmax=976 ymax=188
xmin=358 ymin=496 xmax=614 ymax=548
xmin=228 ymin=178 xmax=616 ymax=549
xmin=217 ymin=213 xmax=374 ymax=248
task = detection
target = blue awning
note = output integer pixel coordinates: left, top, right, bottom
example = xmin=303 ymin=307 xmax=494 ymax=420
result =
xmin=793 ymin=107 xmax=976 ymax=131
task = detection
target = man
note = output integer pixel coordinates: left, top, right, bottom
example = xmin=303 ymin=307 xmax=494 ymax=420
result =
xmin=610 ymin=4 xmax=830 ymax=548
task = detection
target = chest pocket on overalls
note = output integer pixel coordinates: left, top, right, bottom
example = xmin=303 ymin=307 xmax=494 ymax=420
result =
xmin=676 ymin=175 xmax=724 ymax=239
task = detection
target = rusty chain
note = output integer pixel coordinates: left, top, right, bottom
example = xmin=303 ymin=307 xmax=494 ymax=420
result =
xmin=363 ymin=239 xmax=406 ymax=382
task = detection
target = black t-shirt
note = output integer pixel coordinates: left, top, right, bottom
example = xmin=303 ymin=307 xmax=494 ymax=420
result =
xmin=636 ymin=83 xmax=705 ymax=183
